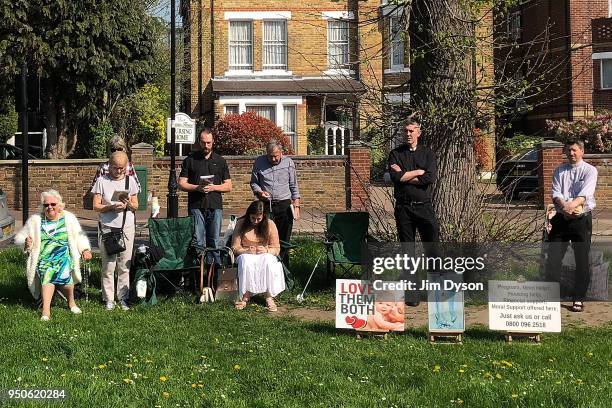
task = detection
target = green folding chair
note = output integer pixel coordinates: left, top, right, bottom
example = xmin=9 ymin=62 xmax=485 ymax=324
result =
xmin=325 ymin=212 xmax=370 ymax=280
xmin=148 ymin=216 xmax=200 ymax=295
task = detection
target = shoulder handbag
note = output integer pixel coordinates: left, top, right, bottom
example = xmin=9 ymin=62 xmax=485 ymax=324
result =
xmin=100 ymin=176 xmax=130 ymax=255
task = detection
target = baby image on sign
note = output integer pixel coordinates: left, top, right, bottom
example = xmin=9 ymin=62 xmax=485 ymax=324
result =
xmin=336 ymin=279 xmax=405 ymax=332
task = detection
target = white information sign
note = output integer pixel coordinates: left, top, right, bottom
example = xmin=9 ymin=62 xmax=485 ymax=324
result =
xmin=166 ymin=112 xmax=196 ymax=144
xmin=488 ymin=280 xmax=561 ymax=333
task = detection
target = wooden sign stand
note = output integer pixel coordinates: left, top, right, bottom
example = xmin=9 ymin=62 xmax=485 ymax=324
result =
xmin=505 ymin=332 xmax=542 ymax=344
xmin=356 ymin=331 xmax=389 ymax=340
xmin=429 ymin=332 xmax=463 ymax=344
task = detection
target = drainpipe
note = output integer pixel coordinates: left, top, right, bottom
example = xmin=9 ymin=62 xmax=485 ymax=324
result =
xmin=565 ymin=0 xmax=573 ymax=121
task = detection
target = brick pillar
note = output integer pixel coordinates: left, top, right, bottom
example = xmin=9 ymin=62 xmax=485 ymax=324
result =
xmin=131 ymin=142 xmax=154 ymax=197
xmin=538 ymin=140 xmax=565 ymax=209
xmin=346 ymin=142 xmax=371 ymax=210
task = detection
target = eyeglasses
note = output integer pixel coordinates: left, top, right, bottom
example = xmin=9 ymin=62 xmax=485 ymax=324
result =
xmin=43 ymin=203 xmax=57 ymax=208
xmin=110 ymin=148 xmax=124 ymax=152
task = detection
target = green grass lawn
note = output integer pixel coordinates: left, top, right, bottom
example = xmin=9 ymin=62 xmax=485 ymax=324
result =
xmin=0 ymin=248 xmax=611 ymax=407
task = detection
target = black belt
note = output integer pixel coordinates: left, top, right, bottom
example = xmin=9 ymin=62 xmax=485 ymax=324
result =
xmin=398 ymin=200 xmax=430 ymax=206
xmin=271 ymin=199 xmax=291 ymax=205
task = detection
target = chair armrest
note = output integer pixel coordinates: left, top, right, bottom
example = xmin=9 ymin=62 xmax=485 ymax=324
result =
xmin=280 ymin=240 xmax=297 ymax=250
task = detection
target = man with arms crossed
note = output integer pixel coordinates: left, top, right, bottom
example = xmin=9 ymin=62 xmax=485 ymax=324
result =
xmin=388 ymin=118 xmax=439 ymax=306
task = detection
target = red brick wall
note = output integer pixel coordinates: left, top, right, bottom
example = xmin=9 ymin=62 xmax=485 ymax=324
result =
xmin=346 ymin=145 xmax=371 ymax=210
xmin=0 ymin=145 xmax=358 ymax=215
xmin=538 ymin=140 xmax=612 ymax=209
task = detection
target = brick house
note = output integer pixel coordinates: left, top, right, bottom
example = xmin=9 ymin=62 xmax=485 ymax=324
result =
xmin=180 ymin=0 xmax=410 ymax=155
xmin=495 ymin=0 xmax=611 ymax=134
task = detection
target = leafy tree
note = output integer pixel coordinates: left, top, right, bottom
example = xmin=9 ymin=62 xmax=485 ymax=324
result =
xmin=213 ymin=112 xmax=294 ymax=156
xmin=0 ymin=97 xmax=18 ymax=143
xmin=110 ymin=84 xmax=167 ymax=156
xmin=0 ymin=0 xmax=158 ymax=158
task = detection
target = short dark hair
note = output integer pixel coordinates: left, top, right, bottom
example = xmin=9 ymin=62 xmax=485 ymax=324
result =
xmin=402 ymin=117 xmax=420 ymax=129
xmin=564 ymin=139 xmax=584 ymax=150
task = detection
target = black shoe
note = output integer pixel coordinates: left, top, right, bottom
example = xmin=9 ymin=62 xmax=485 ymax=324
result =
xmin=405 ymin=301 xmax=420 ymax=307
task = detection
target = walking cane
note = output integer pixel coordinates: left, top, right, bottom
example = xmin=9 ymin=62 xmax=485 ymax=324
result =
xmin=296 ymin=252 xmax=324 ymax=303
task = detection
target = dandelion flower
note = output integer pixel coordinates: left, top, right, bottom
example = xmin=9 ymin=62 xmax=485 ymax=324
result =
xmin=511 ymin=394 xmax=518 ymax=398
xmin=125 ymin=363 xmax=133 ymax=368
xmin=98 ymin=364 xmax=107 ymax=369
xmin=433 ymin=365 xmax=441 ymax=372
xmin=457 ymin=399 xmax=464 ymax=404
xmin=123 ymin=378 xmax=133 ymax=384
xmin=484 ymin=372 xmax=493 ymax=379
xmin=587 ymin=352 xmax=593 ymax=357
xmin=192 ymin=384 xmax=197 ymax=388
xmin=41 ymin=357 xmax=48 ymax=362
xmin=162 ymin=392 xmax=170 ymax=398
xmin=234 ymin=365 xmax=241 ymax=371
xmin=160 ymin=376 xmax=168 ymax=382
xmin=496 ymin=374 xmax=502 ymax=379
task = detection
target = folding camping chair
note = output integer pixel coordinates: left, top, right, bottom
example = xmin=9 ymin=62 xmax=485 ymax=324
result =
xmin=325 ymin=212 xmax=370 ymax=281
xmin=147 ymin=216 xmax=200 ymax=295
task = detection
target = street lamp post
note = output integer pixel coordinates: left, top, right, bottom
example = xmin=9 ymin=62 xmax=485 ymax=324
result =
xmin=20 ymin=63 xmax=29 ymax=225
xmin=167 ymin=0 xmax=179 ymax=218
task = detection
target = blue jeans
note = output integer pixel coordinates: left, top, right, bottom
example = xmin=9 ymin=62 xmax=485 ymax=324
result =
xmin=190 ymin=207 xmax=223 ymax=265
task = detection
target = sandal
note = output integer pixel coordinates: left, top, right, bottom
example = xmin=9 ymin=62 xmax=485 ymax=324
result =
xmin=570 ymin=302 xmax=584 ymax=312
xmin=235 ymin=294 xmax=250 ymax=310
xmin=266 ymin=297 xmax=278 ymax=313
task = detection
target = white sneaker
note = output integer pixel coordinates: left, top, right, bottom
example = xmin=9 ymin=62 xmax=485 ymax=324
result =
xmin=105 ymin=302 xmax=115 ymax=311
xmin=40 ymin=315 xmax=50 ymax=321
xmin=70 ymin=306 xmax=82 ymax=314
xmin=120 ymin=302 xmax=130 ymax=311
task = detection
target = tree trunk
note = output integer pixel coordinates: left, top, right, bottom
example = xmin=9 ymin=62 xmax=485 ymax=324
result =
xmin=43 ymin=79 xmax=78 ymax=158
xmin=410 ymin=0 xmax=482 ymax=241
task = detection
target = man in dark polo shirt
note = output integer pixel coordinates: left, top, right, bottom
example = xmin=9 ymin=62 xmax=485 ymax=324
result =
xmin=388 ymin=118 xmax=439 ymax=305
xmin=250 ymin=140 xmax=300 ymax=265
xmin=179 ymin=128 xmax=232 ymax=262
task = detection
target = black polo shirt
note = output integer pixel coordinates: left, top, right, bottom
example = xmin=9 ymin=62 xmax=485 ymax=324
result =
xmin=388 ymin=144 xmax=437 ymax=203
xmin=179 ymin=151 xmax=231 ymax=210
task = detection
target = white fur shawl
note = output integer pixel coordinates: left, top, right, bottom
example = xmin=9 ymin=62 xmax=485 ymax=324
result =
xmin=14 ymin=210 xmax=91 ymax=299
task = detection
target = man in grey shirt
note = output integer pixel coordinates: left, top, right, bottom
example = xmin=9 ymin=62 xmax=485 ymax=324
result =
xmin=546 ymin=139 xmax=598 ymax=312
xmin=250 ymin=140 xmax=301 ymax=265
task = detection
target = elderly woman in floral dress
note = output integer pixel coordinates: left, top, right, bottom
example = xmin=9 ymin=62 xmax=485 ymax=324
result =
xmin=15 ymin=189 xmax=92 ymax=321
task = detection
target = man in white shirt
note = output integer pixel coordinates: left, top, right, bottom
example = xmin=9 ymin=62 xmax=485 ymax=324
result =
xmin=546 ymin=139 xmax=598 ymax=312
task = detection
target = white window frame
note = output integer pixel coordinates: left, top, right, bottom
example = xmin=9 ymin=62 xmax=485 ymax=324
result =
xmin=389 ymin=16 xmax=404 ymax=70
xmin=228 ymin=20 xmax=253 ymax=72
xmin=218 ymin=96 xmax=303 ymax=140
xmin=224 ymin=105 xmax=239 ymax=115
xmin=507 ymin=11 xmax=521 ymax=41
xmin=601 ymin=59 xmax=612 ymax=90
xmin=245 ymin=104 xmax=277 ymax=123
xmin=262 ymin=20 xmax=288 ymax=70
xmin=282 ymin=105 xmax=297 ymax=150
xmin=327 ymin=19 xmax=350 ymax=71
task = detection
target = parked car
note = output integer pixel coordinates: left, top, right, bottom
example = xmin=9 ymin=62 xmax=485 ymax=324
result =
xmin=0 ymin=189 xmax=16 ymax=245
xmin=0 ymin=143 xmax=38 ymax=160
xmin=496 ymin=148 xmax=539 ymax=199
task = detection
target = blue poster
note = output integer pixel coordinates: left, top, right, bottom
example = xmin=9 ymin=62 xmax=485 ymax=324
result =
xmin=427 ymin=273 xmax=465 ymax=333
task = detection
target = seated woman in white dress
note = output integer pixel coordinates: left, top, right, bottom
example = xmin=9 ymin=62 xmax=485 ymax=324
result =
xmin=231 ymin=200 xmax=285 ymax=312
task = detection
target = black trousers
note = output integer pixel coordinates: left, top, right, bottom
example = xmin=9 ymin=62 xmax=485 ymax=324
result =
xmin=395 ymin=201 xmax=440 ymax=302
xmin=394 ymin=202 xmax=440 ymax=243
xmin=271 ymin=199 xmax=293 ymax=266
xmin=545 ymin=212 xmax=592 ymax=301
